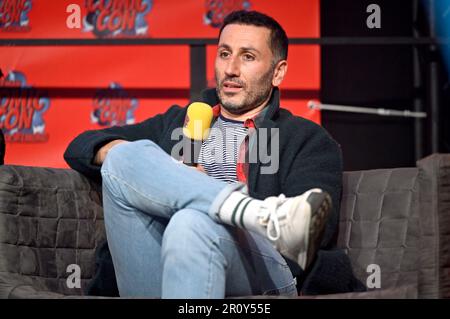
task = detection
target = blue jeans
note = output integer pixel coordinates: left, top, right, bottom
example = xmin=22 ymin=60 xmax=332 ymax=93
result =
xmin=100 ymin=139 xmax=297 ymax=298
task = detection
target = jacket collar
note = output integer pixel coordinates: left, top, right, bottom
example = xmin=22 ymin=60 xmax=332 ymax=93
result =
xmin=200 ymin=87 xmax=280 ymax=128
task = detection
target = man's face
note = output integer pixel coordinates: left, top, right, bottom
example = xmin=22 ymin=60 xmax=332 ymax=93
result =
xmin=215 ymin=24 xmax=276 ymax=115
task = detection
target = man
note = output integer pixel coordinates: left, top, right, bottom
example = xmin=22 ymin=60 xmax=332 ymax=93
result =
xmin=65 ymin=10 xmax=362 ymax=298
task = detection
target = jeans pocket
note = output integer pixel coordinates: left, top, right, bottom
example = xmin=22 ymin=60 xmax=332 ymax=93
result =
xmin=262 ymin=280 xmax=298 ymax=297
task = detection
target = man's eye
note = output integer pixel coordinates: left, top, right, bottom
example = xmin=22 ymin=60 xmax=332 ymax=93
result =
xmin=220 ymin=51 xmax=230 ymax=58
xmin=243 ymin=54 xmax=255 ymax=61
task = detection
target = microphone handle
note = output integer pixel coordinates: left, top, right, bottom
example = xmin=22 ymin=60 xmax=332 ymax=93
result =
xmin=183 ymin=137 xmax=202 ymax=166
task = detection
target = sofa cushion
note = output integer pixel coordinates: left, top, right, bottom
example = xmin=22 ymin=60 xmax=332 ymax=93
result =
xmin=338 ymin=168 xmax=419 ymax=292
xmin=0 ymin=166 xmax=105 ymax=298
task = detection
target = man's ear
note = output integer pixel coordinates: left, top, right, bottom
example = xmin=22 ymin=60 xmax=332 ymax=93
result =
xmin=272 ymin=60 xmax=288 ymax=87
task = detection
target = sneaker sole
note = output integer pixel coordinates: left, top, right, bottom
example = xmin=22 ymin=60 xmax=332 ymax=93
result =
xmin=303 ymin=191 xmax=332 ymax=270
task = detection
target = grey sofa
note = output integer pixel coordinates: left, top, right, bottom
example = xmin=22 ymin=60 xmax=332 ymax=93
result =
xmin=0 ymin=154 xmax=449 ymax=299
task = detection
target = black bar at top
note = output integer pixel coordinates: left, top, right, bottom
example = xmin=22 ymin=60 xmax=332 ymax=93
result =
xmin=0 ymin=37 xmax=447 ymax=47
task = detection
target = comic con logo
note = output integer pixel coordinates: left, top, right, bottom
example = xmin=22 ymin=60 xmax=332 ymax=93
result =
xmin=83 ymin=0 xmax=152 ymax=37
xmin=204 ymin=0 xmax=251 ymax=28
xmin=0 ymin=71 xmax=50 ymax=142
xmin=91 ymin=83 xmax=138 ymax=127
xmin=0 ymin=0 xmax=32 ymax=32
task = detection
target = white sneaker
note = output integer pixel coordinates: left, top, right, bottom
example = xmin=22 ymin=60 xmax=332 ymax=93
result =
xmin=257 ymin=188 xmax=332 ymax=270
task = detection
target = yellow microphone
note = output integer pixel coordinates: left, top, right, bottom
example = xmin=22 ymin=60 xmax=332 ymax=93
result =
xmin=183 ymin=102 xmax=213 ymax=166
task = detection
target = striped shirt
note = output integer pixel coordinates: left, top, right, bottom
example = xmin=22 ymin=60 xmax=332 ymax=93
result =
xmin=198 ymin=115 xmax=248 ymax=183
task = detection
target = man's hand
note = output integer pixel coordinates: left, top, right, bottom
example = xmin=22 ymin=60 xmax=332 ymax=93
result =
xmin=93 ymin=139 xmax=128 ymax=165
xmin=194 ymin=164 xmax=206 ymax=174
xmin=180 ymin=161 xmax=206 ymax=174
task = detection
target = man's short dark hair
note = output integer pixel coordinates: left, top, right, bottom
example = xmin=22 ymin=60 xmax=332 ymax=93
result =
xmin=219 ymin=10 xmax=288 ymax=63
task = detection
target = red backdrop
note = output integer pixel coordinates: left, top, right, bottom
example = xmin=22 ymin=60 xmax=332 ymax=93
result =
xmin=0 ymin=0 xmax=320 ymax=168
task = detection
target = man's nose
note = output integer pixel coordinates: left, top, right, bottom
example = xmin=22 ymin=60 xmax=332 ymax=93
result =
xmin=225 ymin=56 xmax=240 ymax=77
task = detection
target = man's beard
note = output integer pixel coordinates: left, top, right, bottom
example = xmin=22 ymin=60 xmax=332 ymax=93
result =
xmin=215 ymin=67 xmax=274 ymax=115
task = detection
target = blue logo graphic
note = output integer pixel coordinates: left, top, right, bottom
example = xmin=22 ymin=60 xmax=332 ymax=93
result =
xmin=83 ymin=0 xmax=152 ymax=37
xmin=0 ymin=71 xmax=50 ymax=142
xmin=0 ymin=0 xmax=32 ymax=32
xmin=204 ymin=0 xmax=251 ymax=28
xmin=92 ymin=83 xmax=138 ymax=126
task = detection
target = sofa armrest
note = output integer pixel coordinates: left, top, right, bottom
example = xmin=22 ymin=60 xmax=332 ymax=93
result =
xmin=417 ymin=154 xmax=450 ymax=299
xmin=338 ymin=167 xmax=420 ymax=292
xmin=0 ymin=165 xmax=105 ymax=298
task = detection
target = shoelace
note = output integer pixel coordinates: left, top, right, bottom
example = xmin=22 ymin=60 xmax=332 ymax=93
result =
xmin=258 ymin=194 xmax=287 ymax=241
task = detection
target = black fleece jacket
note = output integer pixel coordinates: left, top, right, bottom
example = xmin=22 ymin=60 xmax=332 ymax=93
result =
xmin=64 ymin=88 xmax=365 ymax=295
